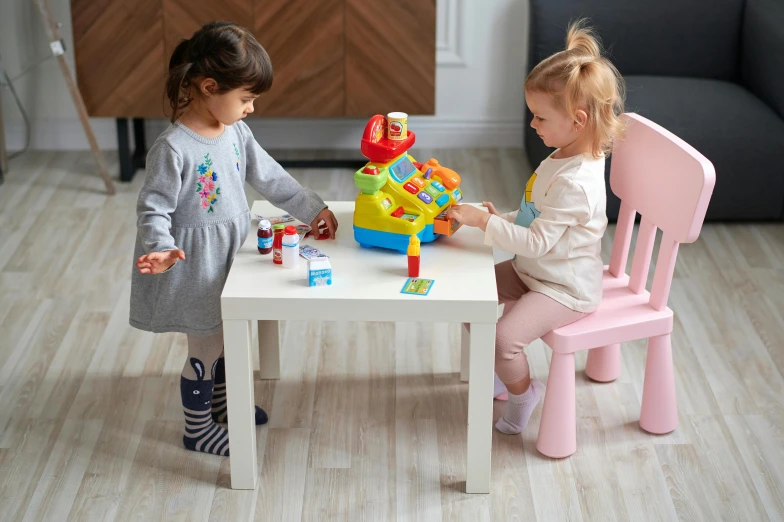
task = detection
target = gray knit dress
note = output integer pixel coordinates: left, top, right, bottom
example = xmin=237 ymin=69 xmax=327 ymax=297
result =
xmin=129 ymin=121 xmax=326 ymax=336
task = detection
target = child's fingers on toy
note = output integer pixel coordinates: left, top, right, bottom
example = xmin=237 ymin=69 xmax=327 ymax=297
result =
xmin=321 ymin=215 xmax=337 ymax=239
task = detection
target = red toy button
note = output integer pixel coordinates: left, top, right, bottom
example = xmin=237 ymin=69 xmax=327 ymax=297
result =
xmin=404 ymin=182 xmax=418 ymax=194
xmin=391 ymin=206 xmax=404 ymax=217
xmin=362 ymin=166 xmax=380 ymax=175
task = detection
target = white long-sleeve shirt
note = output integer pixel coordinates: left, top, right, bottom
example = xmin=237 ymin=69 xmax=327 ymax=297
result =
xmin=484 ymin=152 xmax=608 ymax=312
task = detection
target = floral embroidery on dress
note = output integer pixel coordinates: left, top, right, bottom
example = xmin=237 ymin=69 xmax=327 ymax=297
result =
xmin=233 ymin=143 xmax=241 ymax=172
xmin=196 ymin=153 xmax=220 ymax=212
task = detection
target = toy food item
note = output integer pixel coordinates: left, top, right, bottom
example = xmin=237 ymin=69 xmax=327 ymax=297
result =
xmin=282 ymin=226 xmax=300 ymax=268
xmin=387 ymin=112 xmax=408 ymax=141
xmin=407 ymin=235 xmax=420 ymax=277
xmin=272 ymin=224 xmax=285 ymax=264
xmin=257 ymin=219 xmax=273 ymax=255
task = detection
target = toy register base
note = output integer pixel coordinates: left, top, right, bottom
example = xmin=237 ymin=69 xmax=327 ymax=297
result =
xmin=353 ymin=153 xmax=463 ymax=254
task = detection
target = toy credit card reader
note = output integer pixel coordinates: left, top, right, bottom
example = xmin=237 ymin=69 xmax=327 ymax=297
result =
xmin=353 ymin=114 xmax=464 ymax=254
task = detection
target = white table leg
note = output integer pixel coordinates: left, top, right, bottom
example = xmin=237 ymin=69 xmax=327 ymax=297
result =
xmin=257 ymin=320 xmax=281 ymax=380
xmin=466 ymin=322 xmax=495 ymax=494
xmin=223 ymin=319 xmax=258 ymax=490
xmin=460 ymin=323 xmax=470 ymax=382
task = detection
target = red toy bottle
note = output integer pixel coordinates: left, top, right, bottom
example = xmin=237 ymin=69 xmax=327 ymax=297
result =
xmin=407 ymin=235 xmax=420 ymax=277
xmin=257 ymin=219 xmax=273 ymax=255
xmin=272 ymin=224 xmax=285 ymax=264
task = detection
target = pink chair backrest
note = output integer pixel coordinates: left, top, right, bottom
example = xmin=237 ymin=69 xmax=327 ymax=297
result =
xmin=607 ymin=113 xmax=716 ymax=310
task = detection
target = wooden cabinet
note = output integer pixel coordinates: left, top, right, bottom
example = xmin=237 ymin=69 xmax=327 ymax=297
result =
xmin=71 ymin=0 xmax=167 ymax=117
xmin=253 ymin=0 xmax=345 ymax=116
xmin=70 ymin=0 xmax=435 ymax=118
xmin=345 ymin=0 xmax=435 ymax=117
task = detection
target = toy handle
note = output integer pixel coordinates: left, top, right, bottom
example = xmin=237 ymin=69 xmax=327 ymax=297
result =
xmin=362 ymin=115 xmax=387 ymax=143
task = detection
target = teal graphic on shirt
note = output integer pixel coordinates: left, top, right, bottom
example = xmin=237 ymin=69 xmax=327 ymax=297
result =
xmin=514 ymin=173 xmax=540 ymax=228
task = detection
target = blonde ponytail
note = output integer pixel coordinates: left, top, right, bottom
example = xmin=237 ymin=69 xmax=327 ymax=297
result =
xmin=566 ymin=20 xmax=601 ymax=59
xmin=526 ymin=19 xmax=626 ymax=158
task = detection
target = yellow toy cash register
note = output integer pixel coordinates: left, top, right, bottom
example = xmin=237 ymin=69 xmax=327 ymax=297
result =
xmin=353 ymin=114 xmax=464 ymax=254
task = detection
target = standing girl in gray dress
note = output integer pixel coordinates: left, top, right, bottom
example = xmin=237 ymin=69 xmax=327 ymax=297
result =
xmin=130 ymin=21 xmax=338 ymax=456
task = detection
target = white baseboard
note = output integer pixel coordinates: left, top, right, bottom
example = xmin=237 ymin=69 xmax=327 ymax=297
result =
xmin=5 ymin=117 xmax=524 ymax=151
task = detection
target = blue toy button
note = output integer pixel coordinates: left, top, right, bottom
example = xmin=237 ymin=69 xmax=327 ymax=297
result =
xmin=418 ymin=192 xmax=433 ymax=204
xmin=435 ymin=194 xmax=450 ymax=207
xmin=431 ymin=181 xmax=445 ymax=192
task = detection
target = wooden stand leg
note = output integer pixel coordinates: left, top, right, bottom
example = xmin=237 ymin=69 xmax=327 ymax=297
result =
xmin=35 ymin=0 xmax=115 ymax=195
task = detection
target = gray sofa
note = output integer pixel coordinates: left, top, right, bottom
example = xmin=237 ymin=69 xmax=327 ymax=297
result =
xmin=524 ymin=0 xmax=784 ymax=221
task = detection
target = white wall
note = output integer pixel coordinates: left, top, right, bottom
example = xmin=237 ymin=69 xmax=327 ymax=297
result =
xmin=1 ymin=0 xmax=527 ymax=151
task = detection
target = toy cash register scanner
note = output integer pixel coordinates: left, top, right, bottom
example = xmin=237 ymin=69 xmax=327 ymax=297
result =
xmin=353 ymin=114 xmax=464 ymax=254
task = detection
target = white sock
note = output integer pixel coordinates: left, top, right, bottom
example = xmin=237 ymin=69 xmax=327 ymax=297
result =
xmin=495 ymin=380 xmax=544 ymax=435
xmin=494 ymin=372 xmax=508 ymax=398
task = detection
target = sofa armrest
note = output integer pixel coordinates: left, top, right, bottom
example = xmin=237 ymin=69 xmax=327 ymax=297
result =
xmin=742 ymin=0 xmax=784 ymax=119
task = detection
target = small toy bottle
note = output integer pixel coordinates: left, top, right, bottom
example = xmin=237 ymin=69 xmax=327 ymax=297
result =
xmin=257 ymin=219 xmax=273 ymax=255
xmin=407 ymin=235 xmax=420 ymax=277
xmin=282 ymin=225 xmax=300 ymax=269
xmin=272 ymin=224 xmax=285 ymax=264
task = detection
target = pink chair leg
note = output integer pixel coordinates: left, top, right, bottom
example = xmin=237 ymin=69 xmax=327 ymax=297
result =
xmin=640 ymin=334 xmax=678 ymax=434
xmin=536 ymin=352 xmax=576 ymax=458
xmin=585 ymin=343 xmax=621 ymax=382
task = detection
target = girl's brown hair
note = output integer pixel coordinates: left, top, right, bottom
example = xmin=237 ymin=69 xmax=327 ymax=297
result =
xmin=165 ymin=21 xmax=273 ymax=123
xmin=526 ymin=20 xmax=626 ymax=158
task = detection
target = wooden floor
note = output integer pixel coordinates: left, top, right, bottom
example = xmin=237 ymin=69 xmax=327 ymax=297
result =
xmin=0 ymin=149 xmax=783 ymax=522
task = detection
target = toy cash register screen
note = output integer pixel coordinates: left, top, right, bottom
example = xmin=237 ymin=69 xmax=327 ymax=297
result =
xmin=390 ymin=157 xmax=417 ymax=183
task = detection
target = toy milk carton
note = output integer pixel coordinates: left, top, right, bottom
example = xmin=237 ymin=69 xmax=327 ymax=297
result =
xmin=308 ymin=257 xmax=332 ymax=287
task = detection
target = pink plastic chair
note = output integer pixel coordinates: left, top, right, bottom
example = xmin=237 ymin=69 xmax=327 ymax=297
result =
xmin=536 ymin=113 xmax=715 ymax=458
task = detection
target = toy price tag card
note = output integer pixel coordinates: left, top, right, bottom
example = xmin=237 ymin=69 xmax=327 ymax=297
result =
xmin=253 ymin=213 xmax=296 ymax=225
xmin=300 ymin=244 xmax=329 ymax=260
xmin=401 ymin=278 xmax=435 ymax=296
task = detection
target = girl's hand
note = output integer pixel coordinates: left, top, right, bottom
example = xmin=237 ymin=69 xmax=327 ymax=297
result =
xmin=447 ymin=204 xmax=492 ymax=231
xmin=136 ymin=249 xmax=185 ymax=274
xmin=482 ymin=201 xmax=500 ymax=216
xmin=310 ymin=208 xmax=338 ymax=240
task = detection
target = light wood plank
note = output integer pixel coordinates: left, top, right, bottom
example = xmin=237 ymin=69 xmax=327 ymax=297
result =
xmin=302 ymin=469 xmax=352 ymax=522
xmin=208 ymin=427 xmax=268 ymax=522
xmin=256 ymin=428 xmax=310 ymax=522
xmin=655 ymin=443 xmax=732 ymax=522
xmin=612 ymin=444 xmax=677 ymax=522
xmin=267 ymin=320 xmax=321 ymax=429
xmin=0 ymin=419 xmax=62 ymax=522
xmin=113 ymin=421 xmax=222 ymax=521
xmin=21 ymin=419 xmax=103 ymax=522
xmin=395 ymin=418 xmax=443 ymax=521
xmin=309 ymin=321 xmax=356 ymax=469
xmin=0 ymin=296 xmax=83 ymax=448
xmin=679 ymin=415 xmax=772 ymax=521
xmin=725 ymin=415 xmax=784 ymax=522
xmin=570 ymin=417 xmax=631 ymax=521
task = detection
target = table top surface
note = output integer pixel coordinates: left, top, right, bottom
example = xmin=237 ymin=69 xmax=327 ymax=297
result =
xmin=221 ymin=201 xmax=498 ymax=320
